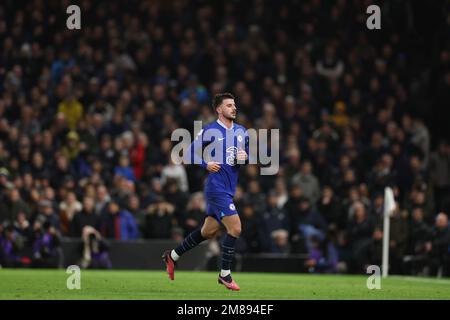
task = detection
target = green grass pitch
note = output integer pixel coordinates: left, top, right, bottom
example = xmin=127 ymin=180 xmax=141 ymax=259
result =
xmin=1 ymin=269 xmax=449 ymax=300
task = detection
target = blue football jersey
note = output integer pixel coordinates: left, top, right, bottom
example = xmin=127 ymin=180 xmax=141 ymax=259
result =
xmin=187 ymin=120 xmax=249 ymax=197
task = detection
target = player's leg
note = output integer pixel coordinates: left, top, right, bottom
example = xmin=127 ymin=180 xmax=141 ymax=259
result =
xmin=218 ymin=214 xmax=241 ymax=291
xmin=163 ymin=217 xmax=220 ymax=280
xmin=201 ymin=216 xmax=221 ymax=239
xmin=172 ymin=216 xmax=220 ymax=259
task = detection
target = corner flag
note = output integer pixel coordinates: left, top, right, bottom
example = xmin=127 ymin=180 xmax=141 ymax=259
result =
xmin=382 ymin=187 xmax=396 ymax=278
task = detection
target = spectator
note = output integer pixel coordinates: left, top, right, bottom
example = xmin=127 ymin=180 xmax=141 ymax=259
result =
xmin=0 ymin=188 xmax=31 ymax=224
xmin=316 ymin=44 xmax=344 ymax=81
xmin=283 ymin=148 xmax=302 ymax=180
xmin=329 ymin=101 xmax=350 ymax=130
xmin=79 ymin=226 xmax=112 ymax=269
xmin=30 ymin=151 xmax=49 ymax=180
xmin=111 ymin=175 xmax=135 ymax=209
xmin=254 ymin=102 xmax=282 ymax=130
xmin=426 ymin=213 xmax=450 ymax=276
xmin=260 ymin=191 xmax=289 ymax=253
xmin=366 ymin=227 xmax=384 ymax=268
xmin=179 ymin=75 xmax=209 ymax=104
xmin=163 ymin=179 xmax=188 ymax=220
xmin=389 ymin=206 xmax=410 ymax=274
xmin=237 ymin=201 xmax=262 ymax=254
xmin=13 ymin=211 xmax=31 ymax=241
xmin=347 ymin=202 xmax=375 ymax=272
xmin=404 ymin=187 xmax=435 ymax=224
xmin=0 ymin=225 xmax=31 ymax=268
xmin=143 ymin=200 xmax=175 ymax=239
xmin=317 ymin=186 xmax=345 ymax=229
xmin=0 ymin=167 xmax=10 ymax=199
xmin=409 ymin=118 xmax=430 ymax=165
xmin=291 ymin=160 xmax=321 ymax=205
xmin=369 ymin=193 xmax=385 ymax=226
xmin=429 ymin=141 xmax=450 ymax=212
xmin=62 ymin=131 xmax=81 ymax=161
xmin=243 ymin=179 xmax=266 ymax=215
xmin=88 ymin=96 xmax=114 ymax=121
xmin=404 ymin=207 xmax=432 ymax=275
xmin=95 ymin=185 xmax=111 ymax=215
xmin=368 ymin=154 xmax=397 ymax=195
xmin=58 ymin=93 xmax=83 ymax=130
xmin=183 ymin=192 xmax=206 ymax=235
xmin=305 ymin=234 xmax=339 ymax=273
xmin=31 ymin=222 xmax=62 ymax=268
xmin=273 ymin=178 xmax=288 ymax=208
xmin=114 ymin=154 xmax=136 ymax=183
xmin=71 ymin=196 xmax=100 ymax=237
xmin=59 ymin=192 xmax=82 ymax=235
xmin=129 ymin=132 xmax=148 ymax=181
xmin=161 ymin=156 xmax=189 ymax=193
xmin=35 ymin=200 xmax=61 ymax=231
xmin=100 ymin=200 xmax=139 ymax=240
xmin=284 ymin=185 xmax=306 ymax=253
xmin=287 ymin=189 xmax=327 ymax=256
xmin=127 ymin=194 xmax=146 ymax=232
xmin=98 ymin=134 xmax=117 ymax=173
xmin=270 ymin=229 xmax=290 ymax=254
xmin=51 ymin=155 xmax=75 ymax=190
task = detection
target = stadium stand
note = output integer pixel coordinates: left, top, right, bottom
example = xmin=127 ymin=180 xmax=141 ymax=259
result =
xmin=0 ymin=0 xmax=449 ymax=276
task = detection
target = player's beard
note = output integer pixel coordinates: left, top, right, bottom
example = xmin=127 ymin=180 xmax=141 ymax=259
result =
xmin=224 ymin=111 xmax=236 ymax=121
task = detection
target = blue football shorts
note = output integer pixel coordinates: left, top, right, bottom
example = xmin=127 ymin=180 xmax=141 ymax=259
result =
xmin=205 ymin=193 xmax=238 ymax=224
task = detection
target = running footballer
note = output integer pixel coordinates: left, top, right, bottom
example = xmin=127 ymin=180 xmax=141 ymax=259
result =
xmin=163 ymin=93 xmax=249 ymax=291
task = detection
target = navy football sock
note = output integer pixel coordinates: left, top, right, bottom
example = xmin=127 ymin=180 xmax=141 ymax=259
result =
xmin=221 ymin=233 xmax=237 ymax=273
xmin=174 ymin=229 xmax=206 ymax=257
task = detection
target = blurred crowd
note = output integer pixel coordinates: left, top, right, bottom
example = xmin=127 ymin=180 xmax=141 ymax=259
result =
xmin=0 ymin=0 xmax=449 ymax=275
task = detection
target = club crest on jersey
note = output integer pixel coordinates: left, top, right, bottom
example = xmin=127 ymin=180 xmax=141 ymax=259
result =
xmin=237 ymin=135 xmax=243 ymax=142
xmin=226 ymin=146 xmax=238 ymax=166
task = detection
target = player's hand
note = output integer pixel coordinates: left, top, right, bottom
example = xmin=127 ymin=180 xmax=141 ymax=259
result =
xmin=236 ymin=149 xmax=248 ymax=161
xmin=206 ymin=161 xmax=221 ymax=172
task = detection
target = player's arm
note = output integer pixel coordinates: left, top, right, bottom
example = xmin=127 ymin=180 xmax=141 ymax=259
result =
xmin=186 ymin=128 xmax=220 ymax=172
xmin=236 ymin=130 xmax=249 ymax=165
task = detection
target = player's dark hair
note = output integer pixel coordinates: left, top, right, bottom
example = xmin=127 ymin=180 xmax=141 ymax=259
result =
xmin=212 ymin=93 xmax=234 ymax=113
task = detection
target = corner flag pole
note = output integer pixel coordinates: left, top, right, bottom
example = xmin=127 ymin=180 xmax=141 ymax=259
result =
xmin=382 ymin=187 xmax=396 ymax=278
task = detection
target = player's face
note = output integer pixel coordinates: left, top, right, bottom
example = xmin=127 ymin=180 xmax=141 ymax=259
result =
xmin=219 ymin=98 xmax=236 ymax=120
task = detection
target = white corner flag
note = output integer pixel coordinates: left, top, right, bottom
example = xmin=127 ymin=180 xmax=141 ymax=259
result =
xmin=382 ymin=187 xmax=396 ymax=278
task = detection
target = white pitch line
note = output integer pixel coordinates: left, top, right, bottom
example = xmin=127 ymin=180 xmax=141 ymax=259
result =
xmin=390 ymin=276 xmax=450 ymax=285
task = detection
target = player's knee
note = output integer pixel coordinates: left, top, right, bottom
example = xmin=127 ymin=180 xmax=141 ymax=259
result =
xmin=201 ymin=228 xmax=216 ymax=239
